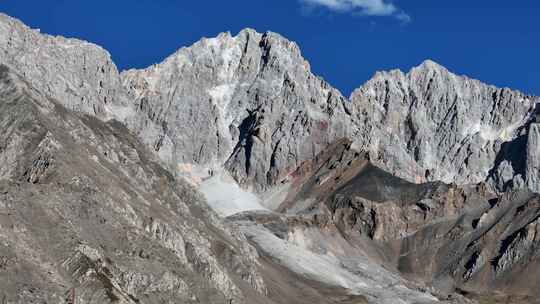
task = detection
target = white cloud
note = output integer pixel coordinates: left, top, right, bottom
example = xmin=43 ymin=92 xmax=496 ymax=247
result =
xmin=300 ymin=0 xmax=410 ymax=21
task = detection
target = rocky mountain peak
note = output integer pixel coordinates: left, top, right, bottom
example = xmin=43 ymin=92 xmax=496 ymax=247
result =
xmin=121 ymin=27 xmax=352 ymax=191
xmin=411 ymin=59 xmax=447 ymax=72
xmin=2 ymin=11 xmax=539 ymax=196
xmin=3 ymin=12 xmax=540 ymax=304
xmin=0 ymin=13 xmax=130 ymax=119
xmin=350 ymin=59 xmax=538 ymax=191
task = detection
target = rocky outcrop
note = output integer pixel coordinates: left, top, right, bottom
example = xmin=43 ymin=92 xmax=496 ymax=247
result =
xmin=526 ymin=123 xmax=540 ymax=193
xmin=0 ymin=13 xmax=130 ymax=118
xmin=350 ymin=60 xmax=538 ymax=191
xmin=121 ymin=29 xmax=355 ymax=191
xmin=273 ymin=138 xmax=540 ymax=301
xmin=1 ymin=13 xmax=538 ymax=196
xmin=0 ymin=59 xmax=383 ymax=304
xmin=2 ymin=11 xmax=540 ymax=304
xmin=0 ymin=65 xmax=268 ymax=304
xmin=0 ymin=13 xmax=172 ymax=168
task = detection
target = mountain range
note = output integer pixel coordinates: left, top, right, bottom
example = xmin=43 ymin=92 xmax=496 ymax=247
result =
xmin=1 ymin=13 xmax=539 ymax=304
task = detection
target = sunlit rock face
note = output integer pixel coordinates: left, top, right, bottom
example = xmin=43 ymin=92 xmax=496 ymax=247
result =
xmin=121 ymin=29 xmax=355 ymax=192
xmin=350 ymin=60 xmax=538 ymax=190
xmin=120 ymin=34 xmax=540 ymax=197
xmin=0 ymin=65 xmax=267 ymax=304
xmin=2 ymin=10 xmax=540 ymax=304
xmin=0 ymin=13 xmax=130 ymax=118
xmin=2 ymin=11 xmax=539 ymax=195
xmin=262 ymin=138 xmax=540 ymax=302
xmin=526 ymin=123 xmax=540 ymax=193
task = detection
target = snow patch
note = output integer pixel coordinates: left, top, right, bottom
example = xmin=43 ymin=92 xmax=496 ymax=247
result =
xmin=204 ymin=36 xmax=221 ymax=49
xmin=208 ymin=84 xmax=235 ymax=103
xmin=104 ymin=103 xmax=136 ymax=122
xmin=462 ymin=121 xmax=523 ymax=142
xmin=218 ymin=45 xmax=239 ymax=81
xmin=199 ymin=171 xmax=267 ymax=217
xmin=306 ymin=103 xmax=329 ymax=121
xmin=208 ymin=83 xmax=237 ymax=127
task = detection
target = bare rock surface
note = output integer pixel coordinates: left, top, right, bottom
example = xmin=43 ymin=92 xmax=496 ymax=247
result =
xmin=350 ymin=60 xmax=539 ymax=191
xmin=273 ymin=139 xmax=540 ymax=303
xmin=1 ymin=13 xmax=539 ymax=195
xmin=526 ymin=123 xmax=540 ymax=193
xmin=2 ymin=11 xmax=540 ymax=304
xmin=0 ymin=13 xmax=130 ymax=117
xmin=0 ymin=59 xmax=390 ymax=304
xmin=121 ymin=29 xmax=355 ymax=191
xmin=230 ymin=211 xmax=461 ymax=304
xmin=0 ymin=65 xmax=268 ymax=304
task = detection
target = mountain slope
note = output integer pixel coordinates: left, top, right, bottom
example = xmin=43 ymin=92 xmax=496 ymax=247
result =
xmin=121 ymin=29 xmax=355 ymax=192
xmin=1 ymin=12 xmax=540 ymax=304
xmin=350 ymin=60 xmax=539 ymax=192
xmin=1 ymin=13 xmax=538 ymax=196
xmin=267 ymin=138 xmax=540 ymax=302
xmin=0 ymin=13 xmax=127 ymax=117
xmin=0 ymin=65 xmax=269 ymax=303
xmin=0 ymin=61 xmax=388 ymax=304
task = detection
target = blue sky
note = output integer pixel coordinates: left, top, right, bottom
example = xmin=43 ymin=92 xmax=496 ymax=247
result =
xmin=1 ymin=0 xmax=538 ymax=96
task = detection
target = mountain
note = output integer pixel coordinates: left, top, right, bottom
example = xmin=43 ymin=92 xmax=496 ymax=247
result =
xmin=350 ymin=60 xmax=539 ymax=192
xmin=0 ymin=64 xmax=270 ymax=303
xmin=120 ymin=29 xmax=354 ymax=192
xmin=0 ymin=13 xmax=126 ymax=117
xmin=267 ymin=139 xmax=540 ymax=302
xmin=1 ymin=12 xmax=539 ymax=304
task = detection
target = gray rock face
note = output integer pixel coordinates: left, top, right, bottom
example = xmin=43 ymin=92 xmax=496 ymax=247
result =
xmin=3 ymin=10 xmax=540 ymax=304
xmin=121 ymin=29 xmax=354 ymax=191
xmin=0 ymin=65 xmax=267 ymax=304
xmin=527 ymin=123 xmax=540 ymax=193
xmin=1 ymin=13 xmax=538 ymax=195
xmin=0 ymin=13 xmax=128 ymax=117
xmin=350 ymin=60 xmax=538 ymax=190
xmin=0 ymin=13 xmax=178 ymax=169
